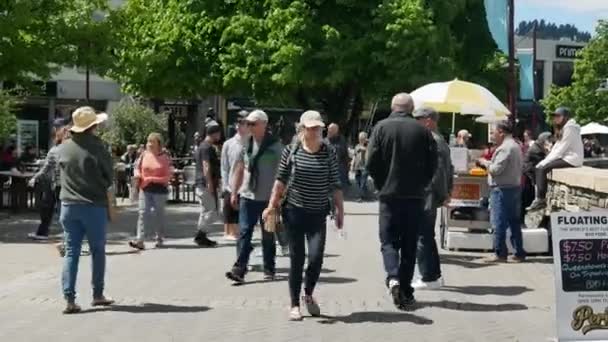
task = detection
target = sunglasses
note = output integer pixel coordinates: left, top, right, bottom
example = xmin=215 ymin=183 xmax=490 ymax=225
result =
xmin=246 ymin=121 xmax=259 ymax=127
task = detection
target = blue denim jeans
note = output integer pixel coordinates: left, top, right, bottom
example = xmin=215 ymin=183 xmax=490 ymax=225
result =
xmin=136 ymin=191 xmax=167 ymax=242
xmin=234 ymin=198 xmax=276 ymax=274
xmin=416 ymin=208 xmax=441 ymax=282
xmin=490 ymin=187 xmax=526 ymax=259
xmin=60 ymin=204 xmax=108 ymax=302
xmin=355 ymin=170 xmax=369 ymax=198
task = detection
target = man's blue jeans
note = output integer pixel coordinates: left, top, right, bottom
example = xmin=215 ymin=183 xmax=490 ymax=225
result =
xmin=234 ymin=198 xmax=276 ymax=274
xmin=416 ymin=208 xmax=441 ymax=282
xmin=60 ymin=204 xmax=108 ymax=302
xmin=490 ymin=187 xmax=526 ymax=259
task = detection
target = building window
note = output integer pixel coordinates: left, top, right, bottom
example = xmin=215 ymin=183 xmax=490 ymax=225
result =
xmin=535 ymin=60 xmax=544 ymax=99
xmin=552 ymin=62 xmax=574 ymax=87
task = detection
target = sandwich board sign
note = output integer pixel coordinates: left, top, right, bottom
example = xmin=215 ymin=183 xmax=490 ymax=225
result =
xmin=551 ymin=211 xmax=608 ymax=342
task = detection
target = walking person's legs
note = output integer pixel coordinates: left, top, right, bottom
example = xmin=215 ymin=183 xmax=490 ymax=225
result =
xmin=60 ymin=204 xmax=86 ymax=313
xmin=130 ymin=191 xmax=152 ymax=249
xmin=257 ymin=201 xmax=277 ymax=278
xmin=83 ymin=206 xmax=112 ymax=305
xmin=226 ymin=199 xmax=258 ymax=282
xmin=378 ymin=200 xmax=405 ymax=308
xmin=30 ymin=182 xmax=55 ymax=240
xmin=528 ymin=159 xmax=572 ymax=210
xmin=414 ymin=207 xmax=442 ymax=289
xmin=398 ymin=199 xmax=423 ymax=304
xmin=284 ymin=207 xmax=306 ymax=320
xmin=194 ymin=186 xmax=217 ymax=247
xmin=153 ymin=193 xmax=168 ymax=246
xmin=302 ymin=214 xmax=326 ymax=317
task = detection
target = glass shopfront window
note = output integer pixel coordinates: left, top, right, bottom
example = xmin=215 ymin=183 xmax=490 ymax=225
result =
xmin=552 ymin=62 xmax=574 ymax=87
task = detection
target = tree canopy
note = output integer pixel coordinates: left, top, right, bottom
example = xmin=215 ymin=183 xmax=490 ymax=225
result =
xmin=111 ymin=0 xmax=501 ymax=125
xmin=0 ymin=0 xmax=112 ymax=83
xmin=516 ymin=20 xmax=592 ymax=42
xmin=541 ymin=21 xmax=608 ymax=124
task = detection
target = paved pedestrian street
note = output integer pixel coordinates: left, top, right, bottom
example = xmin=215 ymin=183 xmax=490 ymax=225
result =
xmin=1 ymin=201 xmax=555 ymax=342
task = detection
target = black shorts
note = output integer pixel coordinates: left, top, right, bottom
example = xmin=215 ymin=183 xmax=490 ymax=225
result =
xmin=223 ymin=191 xmax=239 ymax=224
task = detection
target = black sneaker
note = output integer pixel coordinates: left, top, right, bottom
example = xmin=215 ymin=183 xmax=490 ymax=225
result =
xmin=398 ymin=294 xmax=416 ymax=311
xmin=194 ymin=231 xmax=217 ymax=247
xmin=263 ymin=271 xmax=275 ymax=281
xmin=226 ymin=266 xmax=245 ymax=284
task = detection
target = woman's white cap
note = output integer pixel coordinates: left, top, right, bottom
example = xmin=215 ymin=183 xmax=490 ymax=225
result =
xmin=299 ymin=110 xmax=325 ymax=128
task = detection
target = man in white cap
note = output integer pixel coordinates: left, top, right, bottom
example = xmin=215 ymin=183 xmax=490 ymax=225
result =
xmin=57 ymin=106 xmax=114 ymax=314
xmin=226 ymin=109 xmax=283 ymax=283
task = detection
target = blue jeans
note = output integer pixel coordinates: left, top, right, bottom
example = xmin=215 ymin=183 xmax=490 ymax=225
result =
xmin=355 ymin=170 xmax=369 ymax=198
xmin=379 ymin=198 xmax=424 ymax=297
xmin=60 ymin=204 xmax=108 ymax=302
xmin=490 ymin=187 xmax=526 ymax=259
xmin=234 ymin=198 xmax=276 ymax=274
xmin=416 ymin=208 xmax=441 ymax=282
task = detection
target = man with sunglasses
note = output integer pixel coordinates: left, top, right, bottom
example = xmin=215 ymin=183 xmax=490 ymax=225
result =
xmin=226 ymin=110 xmax=283 ymax=283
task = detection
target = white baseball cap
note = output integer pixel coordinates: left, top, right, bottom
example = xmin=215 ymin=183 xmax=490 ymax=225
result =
xmin=299 ymin=110 xmax=325 ymax=128
xmin=245 ymin=109 xmax=268 ymax=123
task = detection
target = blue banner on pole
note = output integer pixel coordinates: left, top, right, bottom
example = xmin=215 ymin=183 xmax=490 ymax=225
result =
xmin=484 ymin=0 xmax=508 ymax=54
xmin=517 ymin=49 xmax=534 ymax=100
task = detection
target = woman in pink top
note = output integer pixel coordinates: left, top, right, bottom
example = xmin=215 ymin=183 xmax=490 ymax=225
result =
xmin=129 ymin=133 xmax=173 ymax=249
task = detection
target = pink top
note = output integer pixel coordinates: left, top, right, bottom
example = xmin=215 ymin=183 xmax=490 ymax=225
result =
xmin=135 ymin=151 xmax=173 ymax=190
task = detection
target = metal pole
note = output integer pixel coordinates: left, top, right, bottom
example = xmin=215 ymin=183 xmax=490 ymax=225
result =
xmin=508 ymin=0 xmax=516 ymax=121
xmin=532 ymin=21 xmax=538 ymax=101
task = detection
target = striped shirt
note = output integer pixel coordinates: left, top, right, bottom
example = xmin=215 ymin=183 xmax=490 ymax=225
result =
xmin=277 ymin=143 xmax=341 ymax=212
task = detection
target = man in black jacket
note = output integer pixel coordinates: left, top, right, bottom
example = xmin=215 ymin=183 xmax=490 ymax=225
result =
xmin=366 ymin=93 xmax=438 ymax=310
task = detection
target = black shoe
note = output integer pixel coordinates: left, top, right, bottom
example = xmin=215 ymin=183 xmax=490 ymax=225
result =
xmin=225 ymin=266 xmax=245 ymax=284
xmin=194 ymin=231 xmax=217 ymax=247
xmin=398 ymin=294 xmax=416 ymax=311
xmin=263 ymin=271 xmax=275 ymax=281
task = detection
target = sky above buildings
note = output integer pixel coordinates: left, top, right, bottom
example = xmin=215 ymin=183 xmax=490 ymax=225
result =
xmin=516 ymin=0 xmax=608 ymax=35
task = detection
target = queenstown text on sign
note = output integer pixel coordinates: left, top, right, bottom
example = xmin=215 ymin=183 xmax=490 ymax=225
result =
xmin=556 ymin=45 xmax=584 ymax=59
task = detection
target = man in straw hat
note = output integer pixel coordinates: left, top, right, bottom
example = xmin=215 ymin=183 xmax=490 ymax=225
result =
xmin=58 ymin=106 xmax=115 ymax=314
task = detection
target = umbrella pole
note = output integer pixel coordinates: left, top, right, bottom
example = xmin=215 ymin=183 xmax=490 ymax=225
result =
xmin=451 ymin=112 xmax=456 ymax=133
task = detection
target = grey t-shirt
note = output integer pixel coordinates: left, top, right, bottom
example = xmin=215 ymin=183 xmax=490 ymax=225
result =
xmin=238 ymin=138 xmax=283 ymax=201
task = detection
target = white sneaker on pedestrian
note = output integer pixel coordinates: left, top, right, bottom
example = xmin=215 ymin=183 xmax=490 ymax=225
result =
xmin=412 ymin=277 xmax=444 ymax=290
xmin=388 ymin=279 xmax=401 ymax=308
xmin=27 ymin=233 xmax=49 ymax=241
xmin=289 ymin=306 xmax=303 ymax=321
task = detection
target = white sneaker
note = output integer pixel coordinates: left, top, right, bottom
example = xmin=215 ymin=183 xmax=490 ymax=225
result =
xmin=412 ymin=277 xmax=444 ymax=290
xmin=27 ymin=233 xmax=49 ymax=241
xmin=289 ymin=306 xmax=303 ymax=321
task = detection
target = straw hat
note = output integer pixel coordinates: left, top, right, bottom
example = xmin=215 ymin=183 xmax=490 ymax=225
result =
xmin=70 ymin=106 xmax=108 ymax=133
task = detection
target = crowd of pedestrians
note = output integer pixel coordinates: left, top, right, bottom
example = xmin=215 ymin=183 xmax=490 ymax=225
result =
xmin=15 ymin=92 xmax=590 ymax=318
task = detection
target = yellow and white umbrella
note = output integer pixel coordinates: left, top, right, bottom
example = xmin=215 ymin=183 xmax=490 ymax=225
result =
xmin=410 ymin=79 xmax=510 ymax=132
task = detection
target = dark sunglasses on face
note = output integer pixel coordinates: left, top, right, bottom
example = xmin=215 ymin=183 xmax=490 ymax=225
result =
xmin=247 ymin=121 xmax=258 ymax=127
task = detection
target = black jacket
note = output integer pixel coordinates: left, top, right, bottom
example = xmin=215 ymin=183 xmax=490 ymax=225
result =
xmin=366 ymin=112 xmax=438 ymax=199
xmin=523 ymin=142 xmax=546 ymax=182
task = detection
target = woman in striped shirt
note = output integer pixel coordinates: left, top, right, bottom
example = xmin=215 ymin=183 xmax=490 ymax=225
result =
xmin=263 ymin=110 xmax=344 ymax=321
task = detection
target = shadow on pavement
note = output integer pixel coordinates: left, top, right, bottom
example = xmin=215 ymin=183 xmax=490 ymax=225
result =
xmin=440 ymin=255 xmax=498 ymax=269
xmin=317 ymin=276 xmax=357 ymax=284
xmin=80 ymin=303 xmax=211 ymax=314
xmin=439 ymin=285 xmax=533 ymax=296
xmin=271 ymin=267 xmax=336 ymax=274
xmin=318 ymin=311 xmax=433 ymax=325
xmin=231 ymin=276 xmax=288 ymax=286
xmin=417 ymin=300 xmax=528 ymax=312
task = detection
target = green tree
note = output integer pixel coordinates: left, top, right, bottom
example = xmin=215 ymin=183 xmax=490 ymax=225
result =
xmin=100 ymin=100 xmax=167 ymax=148
xmin=542 ymin=21 xmax=608 ymax=124
xmin=0 ymin=90 xmax=19 ymax=141
xmin=109 ymin=0 xmax=226 ymax=98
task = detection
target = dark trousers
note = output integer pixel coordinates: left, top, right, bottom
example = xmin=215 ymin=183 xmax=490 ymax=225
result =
xmin=416 ymin=208 xmax=441 ymax=282
xmin=36 ymin=185 xmax=60 ymax=237
xmin=234 ymin=198 xmax=276 ymax=274
xmin=379 ymin=198 xmax=424 ymax=297
xmin=535 ymin=159 xmax=572 ymax=199
xmin=283 ymin=206 xmax=327 ymax=307
xmin=490 ymin=187 xmax=526 ymax=258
